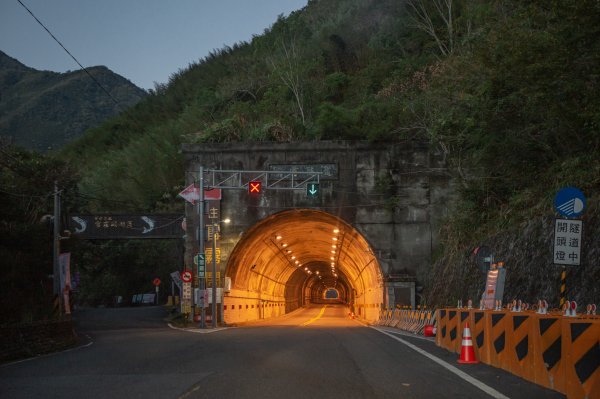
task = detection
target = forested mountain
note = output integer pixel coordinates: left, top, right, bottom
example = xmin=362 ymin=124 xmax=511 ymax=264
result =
xmin=0 ymin=51 xmax=146 ymax=152
xmin=2 ymin=0 xmax=599 ymax=319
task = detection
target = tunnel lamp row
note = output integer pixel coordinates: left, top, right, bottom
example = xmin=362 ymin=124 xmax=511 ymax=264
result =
xmin=276 ymin=234 xmax=308 ymax=273
xmin=330 ymin=228 xmax=340 ymax=276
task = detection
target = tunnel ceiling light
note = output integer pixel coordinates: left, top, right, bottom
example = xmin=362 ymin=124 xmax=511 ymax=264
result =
xmin=331 ymin=250 xmax=335 ymax=254
xmin=333 ymin=229 xmax=340 ymax=233
xmin=332 ymin=244 xmax=336 ymax=248
xmin=304 ymin=267 xmax=308 ymax=271
xmin=330 ymin=257 xmax=334 ymax=260
xmin=295 ymin=260 xmax=299 ymax=264
xmin=286 ymin=249 xmax=292 ymax=253
xmin=332 ymin=237 xmax=338 ymax=241
xmin=276 ymin=235 xmax=282 ymax=240
xmin=316 ymin=271 xmax=319 ymax=275
xmin=282 ymin=243 xmax=288 ymax=247
xmin=291 ymin=256 xmax=296 ymax=259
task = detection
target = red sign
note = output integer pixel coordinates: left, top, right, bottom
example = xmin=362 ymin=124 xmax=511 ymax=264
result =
xmin=178 ymin=184 xmax=222 ymax=204
xmin=249 ymin=181 xmax=262 ymax=194
xmin=181 ymin=270 xmax=193 ymax=283
xmin=153 ymin=278 xmax=161 ymax=286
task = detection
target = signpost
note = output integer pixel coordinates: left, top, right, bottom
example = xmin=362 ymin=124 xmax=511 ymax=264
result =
xmin=153 ymin=278 xmax=161 ymax=305
xmin=181 ymin=270 xmax=193 ymax=283
xmin=194 ymin=253 xmax=206 ymax=277
xmin=553 ymin=219 xmax=582 ymax=266
xmin=552 ymin=187 xmax=586 ymax=307
xmin=181 ymin=282 xmax=192 ymax=314
xmin=554 ymin=187 xmax=586 ymax=218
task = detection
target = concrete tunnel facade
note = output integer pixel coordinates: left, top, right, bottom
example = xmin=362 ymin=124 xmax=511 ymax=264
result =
xmin=223 ymin=209 xmax=383 ymax=324
xmin=182 ymin=141 xmax=453 ymax=323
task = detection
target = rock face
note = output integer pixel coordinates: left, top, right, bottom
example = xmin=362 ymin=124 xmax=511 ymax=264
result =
xmin=425 ymin=199 xmax=599 ymax=309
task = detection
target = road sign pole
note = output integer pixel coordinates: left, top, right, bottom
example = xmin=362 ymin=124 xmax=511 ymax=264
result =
xmin=212 ymin=225 xmax=217 ymax=328
xmin=198 ymin=166 xmax=206 ymax=328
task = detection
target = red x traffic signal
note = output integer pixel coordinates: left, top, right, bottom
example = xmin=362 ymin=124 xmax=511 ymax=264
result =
xmin=249 ymin=181 xmax=262 ymax=194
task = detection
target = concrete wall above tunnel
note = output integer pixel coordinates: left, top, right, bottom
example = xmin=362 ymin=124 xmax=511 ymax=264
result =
xmin=182 ymin=140 xmax=454 ymax=322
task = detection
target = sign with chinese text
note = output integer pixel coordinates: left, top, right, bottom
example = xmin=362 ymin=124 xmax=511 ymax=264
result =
xmin=181 ymin=281 xmax=192 ymax=313
xmin=68 ymin=214 xmax=183 ymax=239
xmin=481 ymin=268 xmax=506 ymax=310
xmin=205 ymin=247 xmax=221 ymax=264
xmin=553 ymin=219 xmax=583 ymax=266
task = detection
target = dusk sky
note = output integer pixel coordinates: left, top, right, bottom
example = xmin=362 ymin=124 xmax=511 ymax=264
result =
xmin=0 ymin=0 xmax=308 ymax=90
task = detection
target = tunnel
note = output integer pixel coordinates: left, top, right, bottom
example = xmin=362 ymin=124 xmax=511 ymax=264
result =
xmin=222 ymin=209 xmax=383 ymax=324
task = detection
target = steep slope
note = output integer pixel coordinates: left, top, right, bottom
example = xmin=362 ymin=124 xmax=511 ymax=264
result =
xmin=0 ymin=51 xmax=146 ymax=152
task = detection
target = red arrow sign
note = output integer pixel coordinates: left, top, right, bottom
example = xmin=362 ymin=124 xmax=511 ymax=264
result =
xmin=178 ymin=184 xmax=222 ymax=204
xmin=153 ymin=278 xmax=161 ymax=286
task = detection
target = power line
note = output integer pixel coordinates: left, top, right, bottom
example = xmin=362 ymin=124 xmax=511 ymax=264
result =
xmin=17 ymin=0 xmax=123 ymax=111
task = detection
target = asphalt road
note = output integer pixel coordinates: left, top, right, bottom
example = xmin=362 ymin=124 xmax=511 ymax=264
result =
xmin=0 ymin=305 xmax=564 ymax=399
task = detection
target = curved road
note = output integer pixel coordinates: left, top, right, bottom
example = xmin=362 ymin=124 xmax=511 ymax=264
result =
xmin=0 ymin=304 xmax=563 ymax=399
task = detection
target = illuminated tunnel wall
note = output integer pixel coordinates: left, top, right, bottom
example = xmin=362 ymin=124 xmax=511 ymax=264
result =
xmin=223 ymin=209 xmax=383 ymax=323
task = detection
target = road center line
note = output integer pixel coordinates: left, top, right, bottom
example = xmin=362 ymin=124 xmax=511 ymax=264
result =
xmin=301 ymin=305 xmax=328 ymax=326
xmin=372 ymin=327 xmax=510 ymax=399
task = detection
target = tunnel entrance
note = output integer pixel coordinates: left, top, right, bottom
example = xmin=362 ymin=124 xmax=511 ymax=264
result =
xmin=223 ymin=209 xmax=383 ymax=324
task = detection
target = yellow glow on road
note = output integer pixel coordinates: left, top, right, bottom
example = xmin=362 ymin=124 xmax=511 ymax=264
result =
xmin=301 ymin=305 xmax=328 ymax=326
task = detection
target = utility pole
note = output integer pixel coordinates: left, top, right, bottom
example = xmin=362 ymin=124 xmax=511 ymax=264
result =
xmin=53 ymin=181 xmax=62 ymax=317
xmin=198 ymin=167 xmax=206 ymax=328
xmin=212 ymin=225 xmax=217 ymax=328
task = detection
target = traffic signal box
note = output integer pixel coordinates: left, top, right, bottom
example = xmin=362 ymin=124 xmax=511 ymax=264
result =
xmin=306 ymin=183 xmax=319 ymax=197
xmin=248 ymin=181 xmax=262 ymax=194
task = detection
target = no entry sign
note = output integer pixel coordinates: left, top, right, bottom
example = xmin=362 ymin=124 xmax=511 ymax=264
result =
xmin=153 ymin=278 xmax=161 ymax=286
xmin=181 ymin=270 xmax=193 ymax=283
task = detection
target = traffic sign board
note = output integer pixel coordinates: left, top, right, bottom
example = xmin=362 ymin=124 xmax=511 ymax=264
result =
xmin=181 ymin=270 xmax=193 ymax=283
xmin=307 ymin=182 xmax=319 ymax=197
xmin=194 ymin=253 xmax=205 ymax=266
xmin=152 ymin=278 xmax=161 ymax=286
xmin=554 ymin=187 xmax=586 ymax=218
xmin=178 ymin=185 xmax=223 ymax=204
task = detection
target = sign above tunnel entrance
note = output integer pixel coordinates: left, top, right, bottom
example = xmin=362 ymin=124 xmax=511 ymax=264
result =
xmin=307 ymin=183 xmax=319 ymax=197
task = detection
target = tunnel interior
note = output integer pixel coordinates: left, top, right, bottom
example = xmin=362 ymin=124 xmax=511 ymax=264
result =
xmin=223 ymin=209 xmax=383 ymax=324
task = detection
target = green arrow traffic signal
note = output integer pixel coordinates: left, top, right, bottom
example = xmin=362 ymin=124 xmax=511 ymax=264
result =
xmin=307 ymin=183 xmax=319 ymax=197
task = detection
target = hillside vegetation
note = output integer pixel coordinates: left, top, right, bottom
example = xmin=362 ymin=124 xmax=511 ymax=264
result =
xmin=0 ymin=51 xmax=146 ymax=153
xmin=2 ymin=0 xmax=599 ymax=319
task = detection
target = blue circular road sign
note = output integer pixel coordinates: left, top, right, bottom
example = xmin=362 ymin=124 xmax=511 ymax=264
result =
xmin=554 ymin=187 xmax=586 ymax=218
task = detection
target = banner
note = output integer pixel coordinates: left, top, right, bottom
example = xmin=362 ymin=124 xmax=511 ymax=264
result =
xmin=68 ymin=214 xmax=183 ymax=239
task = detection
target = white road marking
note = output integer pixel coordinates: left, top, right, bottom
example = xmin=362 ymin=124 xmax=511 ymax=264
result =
xmin=0 ymin=334 xmax=93 ymax=368
xmin=372 ymin=327 xmax=510 ymax=399
xmin=167 ymin=323 xmax=231 ymax=333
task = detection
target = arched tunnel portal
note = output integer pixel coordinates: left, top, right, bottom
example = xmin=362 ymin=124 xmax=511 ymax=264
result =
xmin=223 ymin=209 xmax=383 ymax=324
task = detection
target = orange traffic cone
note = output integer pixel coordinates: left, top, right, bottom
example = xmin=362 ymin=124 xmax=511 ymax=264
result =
xmin=457 ymin=322 xmax=479 ymax=364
